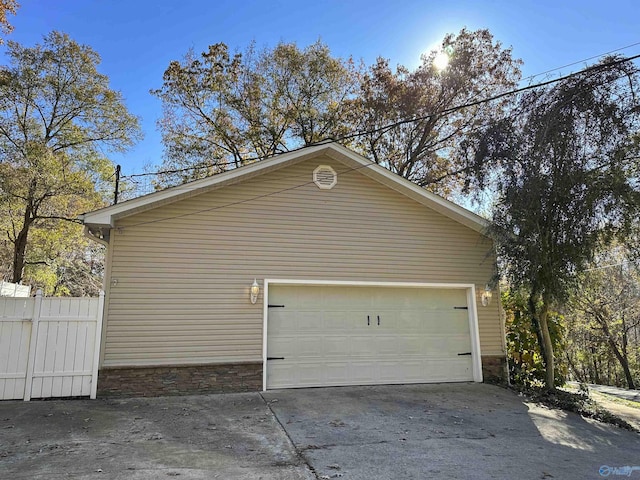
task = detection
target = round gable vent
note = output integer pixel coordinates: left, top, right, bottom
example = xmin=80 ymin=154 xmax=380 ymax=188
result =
xmin=313 ymin=165 xmax=337 ymax=190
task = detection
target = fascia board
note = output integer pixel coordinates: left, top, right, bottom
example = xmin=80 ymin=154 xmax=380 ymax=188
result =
xmin=81 ymin=144 xmax=333 ymax=227
xmin=325 ymin=145 xmax=489 ymax=234
xmin=81 ymin=142 xmax=489 ymax=235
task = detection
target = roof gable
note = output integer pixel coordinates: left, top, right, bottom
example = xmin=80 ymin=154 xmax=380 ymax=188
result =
xmin=80 ymin=143 xmax=488 ymax=234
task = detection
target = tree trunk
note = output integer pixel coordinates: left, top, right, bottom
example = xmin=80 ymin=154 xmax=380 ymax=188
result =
xmin=537 ymin=302 xmax=556 ymax=390
xmin=529 ymin=291 xmax=555 ymax=390
xmin=598 ymin=315 xmax=636 ymax=389
xmin=621 ymin=326 xmax=635 ymax=390
xmin=528 ymin=294 xmax=547 ymax=372
xmin=11 ymin=206 xmax=33 ymax=284
xmin=606 ymin=336 xmax=635 ymax=389
xmin=565 ymin=353 xmax=586 ymax=383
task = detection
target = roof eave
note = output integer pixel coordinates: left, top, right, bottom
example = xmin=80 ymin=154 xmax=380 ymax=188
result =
xmin=322 ymin=145 xmax=490 ymax=235
xmin=81 ymin=143 xmax=489 ymax=236
xmin=81 ymin=144 xmax=336 ymax=228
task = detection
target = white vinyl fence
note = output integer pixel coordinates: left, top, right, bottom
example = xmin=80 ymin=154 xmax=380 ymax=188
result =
xmin=0 ymin=280 xmax=31 ymax=297
xmin=0 ymin=290 xmax=104 ymax=401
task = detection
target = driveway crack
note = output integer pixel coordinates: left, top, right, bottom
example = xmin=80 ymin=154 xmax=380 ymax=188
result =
xmin=260 ymin=392 xmax=321 ymax=480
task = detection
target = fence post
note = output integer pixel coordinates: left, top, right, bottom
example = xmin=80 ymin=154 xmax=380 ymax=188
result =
xmin=90 ymin=291 xmax=105 ymax=399
xmin=23 ymin=289 xmax=43 ymax=401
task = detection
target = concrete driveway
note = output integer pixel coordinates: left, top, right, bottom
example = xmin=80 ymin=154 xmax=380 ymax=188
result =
xmin=263 ymin=383 xmax=640 ymax=480
xmin=0 ymin=393 xmax=314 ymax=480
xmin=1 ymin=384 xmax=639 ymax=480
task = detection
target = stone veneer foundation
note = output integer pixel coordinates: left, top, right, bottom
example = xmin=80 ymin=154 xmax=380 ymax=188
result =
xmin=481 ymin=355 xmax=508 ymax=384
xmin=97 ymin=362 xmax=263 ymax=397
xmin=97 ymin=356 xmax=508 ymax=397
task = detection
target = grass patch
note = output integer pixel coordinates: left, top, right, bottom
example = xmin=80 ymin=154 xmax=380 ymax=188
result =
xmin=510 ymin=385 xmax=637 ymax=432
xmin=591 ymin=391 xmax=640 ymax=410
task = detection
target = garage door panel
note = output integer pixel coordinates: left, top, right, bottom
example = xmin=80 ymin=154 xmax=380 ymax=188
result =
xmin=266 ymin=285 xmax=475 ymax=389
xmin=267 ymin=363 xmax=296 ymax=387
xmin=425 ymin=314 xmax=470 ymax=335
xmin=373 ymin=335 xmax=401 ymax=355
xmin=323 ymin=311 xmax=364 ymax=331
xmin=442 ymin=335 xmax=474 ymax=354
xmin=324 ymin=287 xmax=372 ymax=308
xmin=347 ymin=361 xmax=378 ymax=383
xmin=401 ymin=336 xmax=426 ymax=355
xmin=375 ymin=310 xmax=469 ymax=332
xmin=424 ymin=358 xmax=473 ymax=381
xmin=378 ymin=360 xmax=422 ymax=382
xmin=418 ymin=334 xmax=467 ymax=351
xmin=348 ymin=335 xmax=381 ymax=356
xmin=372 ymin=288 xmax=466 ymax=309
xmin=323 ymin=336 xmax=350 ymax=356
xmin=324 ymin=362 xmax=351 ymax=385
xmin=271 ymin=311 xmax=324 ymax=332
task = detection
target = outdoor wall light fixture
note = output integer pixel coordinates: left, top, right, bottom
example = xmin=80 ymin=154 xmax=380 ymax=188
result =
xmin=481 ymin=285 xmax=493 ymax=307
xmin=250 ymin=279 xmax=260 ymax=304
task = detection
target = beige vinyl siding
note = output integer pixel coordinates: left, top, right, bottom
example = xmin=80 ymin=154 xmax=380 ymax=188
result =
xmin=103 ymin=155 xmax=502 ymax=367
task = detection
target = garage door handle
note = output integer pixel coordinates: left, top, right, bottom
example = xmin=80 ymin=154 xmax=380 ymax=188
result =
xmin=377 ymin=315 xmax=380 ymax=326
xmin=457 ymin=352 xmax=472 ymax=356
xmin=367 ymin=315 xmax=370 ymax=326
xmin=267 ymin=357 xmax=285 ymax=360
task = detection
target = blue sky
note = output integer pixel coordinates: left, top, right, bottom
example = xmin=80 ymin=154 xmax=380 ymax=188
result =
xmin=4 ymin=0 xmax=640 ymax=175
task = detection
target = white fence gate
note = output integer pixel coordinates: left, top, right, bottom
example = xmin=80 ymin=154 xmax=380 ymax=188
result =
xmin=0 ymin=290 xmax=104 ymax=401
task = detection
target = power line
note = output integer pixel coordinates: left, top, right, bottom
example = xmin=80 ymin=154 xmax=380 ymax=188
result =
xmin=119 ymin=52 xmax=640 ymax=185
xmin=117 ymin=54 xmax=640 ymax=230
xmin=124 ymin=161 xmax=234 ymax=179
xmin=331 ymin=53 xmax=640 ymax=145
xmin=519 ymin=40 xmax=640 ymax=85
xmin=582 ymin=261 xmax=638 ymax=272
xmin=119 ymin=161 xmax=378 ymax=230
xmin=116 ymin=65 xmax=640 ymax=214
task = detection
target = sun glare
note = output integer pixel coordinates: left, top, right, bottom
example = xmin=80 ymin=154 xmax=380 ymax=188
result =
xmin=433 ymin=51 xmax=450 ymax=71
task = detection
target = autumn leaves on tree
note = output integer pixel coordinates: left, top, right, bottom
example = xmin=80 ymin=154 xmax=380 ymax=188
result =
xmin=150 ymin=29 xmax=522 ymax=196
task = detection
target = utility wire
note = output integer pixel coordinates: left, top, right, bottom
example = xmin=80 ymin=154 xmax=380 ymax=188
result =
xmin=125 ymin=110 xmax=636 ymax=225
xmin=328 ymin=53 xmax=640 ymax=145
xmin=118 ymin=67 xmax=640 ymax=231
xmin=582 ymin=261 xmax=637 ymax=272
xmin=116 ymin=58 xmax=640 ymax=213
xmin=519 ymin=40 xmax=640 ymax=85
xmin=119 ymin=161 xmax=380 ymax=229
xmin=120 ymin=120 xmax=640 ymax=232
xmin=120 ymin=53 xmax=640 ymax=184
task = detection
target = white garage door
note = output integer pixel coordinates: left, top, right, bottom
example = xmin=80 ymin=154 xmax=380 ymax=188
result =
xmin=266 ymin=285 xmax=475 ymax=389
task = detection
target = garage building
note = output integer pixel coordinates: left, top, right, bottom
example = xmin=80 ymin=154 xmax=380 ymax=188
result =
xmin=81 ymin=143 xmax=506 ymax=396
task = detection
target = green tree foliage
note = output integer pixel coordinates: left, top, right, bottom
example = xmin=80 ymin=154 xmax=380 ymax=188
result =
xmin=566 ymin=249 xmax=640 ymax=389
xmin=151 ymin=40 xmax=360 ymax=187
xmin=0 ymin=31 xmax=141 ymax=292
xmin=503 ymin=289 xmax=566 ymax=387
xmin=152 ymin=29 xmax=522 ymax=194
xmin=479 ymin=57 xmax=640 ymax=389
